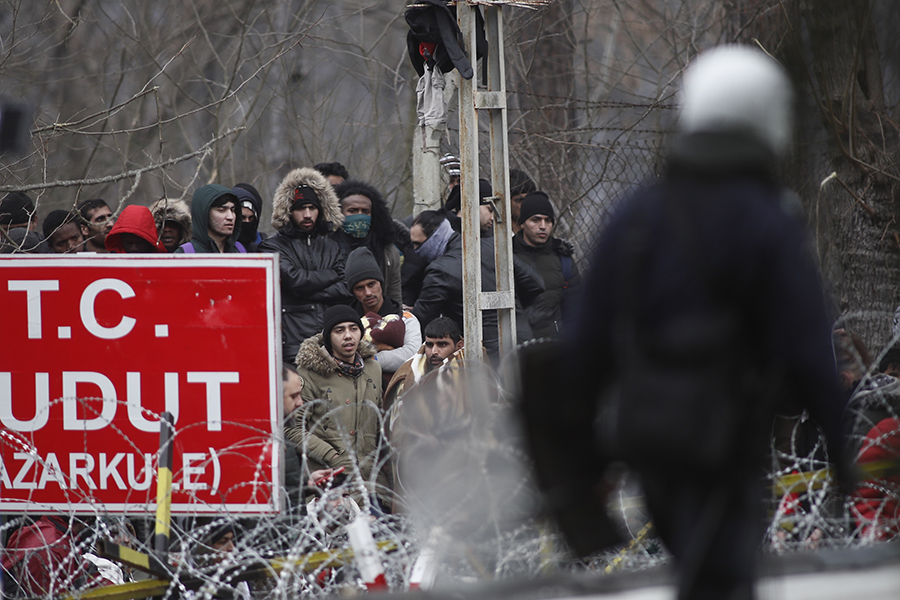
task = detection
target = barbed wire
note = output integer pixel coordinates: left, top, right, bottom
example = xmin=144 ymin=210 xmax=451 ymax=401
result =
xmin=2 ymin=355 xmax=898 ymax=598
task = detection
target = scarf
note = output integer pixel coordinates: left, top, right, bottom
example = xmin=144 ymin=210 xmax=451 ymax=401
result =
xmin=416 ymin=218 xmax=453 ymax=263
xmin=334 ymin=353 xmax=365 ymax=378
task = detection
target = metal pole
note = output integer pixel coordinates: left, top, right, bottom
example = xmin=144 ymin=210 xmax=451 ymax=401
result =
xmin=484 ymin=4 xmax=517 ymax=358
xmin=154 ymin=411 xmax=174 ymax=557
xmin=458 ymin=3 xmax=483 ymax=362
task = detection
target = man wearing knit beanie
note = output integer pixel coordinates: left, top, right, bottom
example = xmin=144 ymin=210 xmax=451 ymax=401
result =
xmin=0 ymin=192 xmax=43 ymax=253
xmin=512 ymin=191 xmax=580 ymax=339
xmin=345 ymin=247 xmax=422 ymax=385
xmin=320 ymin=305 xmax=364 ymax=355
xmin=345 ymin=246 xmax=385 ymax=293
xmin=289 ymin=303 xmax=391 ymax=512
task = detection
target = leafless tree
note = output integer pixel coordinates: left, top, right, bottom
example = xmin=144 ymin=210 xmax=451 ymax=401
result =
xmin=0 ymin=0 xmax=416 ymax=226
xmin=4 ymin=0 xmax=899 ymax=349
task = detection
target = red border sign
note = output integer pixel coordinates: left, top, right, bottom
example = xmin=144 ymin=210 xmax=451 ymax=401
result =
xmin=0 ymin=255 xmax=282 ymax=514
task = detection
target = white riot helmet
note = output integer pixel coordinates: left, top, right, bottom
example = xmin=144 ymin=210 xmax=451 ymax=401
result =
xmin=679 ymin=45 xmax=794 ymax=158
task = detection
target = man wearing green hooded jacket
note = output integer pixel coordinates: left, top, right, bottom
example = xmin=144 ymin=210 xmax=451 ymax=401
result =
xmin=175 ymin=184 xmax=245 ymax=253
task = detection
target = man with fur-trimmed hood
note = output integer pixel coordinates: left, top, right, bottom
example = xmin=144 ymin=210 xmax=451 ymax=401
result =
xmin=259 ymin=168 xmax=351 ymax=359
xmin=287 ymin=305 xmax=391 ymax=512
xmin=150 ymin=198 xmax=191 ymax=253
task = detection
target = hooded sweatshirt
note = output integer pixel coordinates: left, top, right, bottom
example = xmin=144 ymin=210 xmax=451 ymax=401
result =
xmin=175 ymin=184 xmax=243 ymax=253
xmin=105 ymin=205 xmax=167 ymax=253
xmin=233 ymin=185 xmax=266 ymax=251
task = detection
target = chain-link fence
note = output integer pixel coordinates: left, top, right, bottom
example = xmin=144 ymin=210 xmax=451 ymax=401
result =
xmin=438 ymin=98 xmax=676 ymax=267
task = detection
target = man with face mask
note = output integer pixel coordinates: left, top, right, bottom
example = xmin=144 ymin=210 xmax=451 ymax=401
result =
xmin=233 ymin=183 xmax=267 ymax=252
xmin=331 ymin=180 xmax=402 ymax=304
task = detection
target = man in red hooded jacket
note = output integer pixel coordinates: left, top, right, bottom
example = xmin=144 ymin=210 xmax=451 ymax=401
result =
xmin=105 ymin=205 xmax=167 ymax=253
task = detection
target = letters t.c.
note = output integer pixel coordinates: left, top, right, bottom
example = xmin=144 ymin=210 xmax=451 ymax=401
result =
xmin=80 ymin=278 xmax=136 ymax=339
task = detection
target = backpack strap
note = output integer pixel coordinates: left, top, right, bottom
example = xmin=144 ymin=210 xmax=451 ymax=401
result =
xmin=235 ymin=241 xmax=247 ymax=253
xmin=182 ymin=243 xmax=195 ymax=254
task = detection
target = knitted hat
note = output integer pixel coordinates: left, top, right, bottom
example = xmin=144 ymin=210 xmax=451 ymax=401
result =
xmin=233 ymin=182 xmax=263 ymax=209
xmin=290 ymin=185 xmax=321 ymax=212
xmin=518 ymin=191 xmax=554 ymax=225
xmin=345 ymin=247 xmax=384 ymax=290
xmin=444 ymin=179 xmax=493 ymax=213
xmin=0 ymin=192 xmax=35 ymax=226
xmin=232 ymin=186 xmax=260 ymax=219
xmin=361 ymin=312 xmax=405 ymax=349
xmin=322 ymin=305 xmax=364 ymax=353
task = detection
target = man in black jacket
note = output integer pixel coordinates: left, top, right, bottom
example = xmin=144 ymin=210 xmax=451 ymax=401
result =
xmin=259 ymin=168 xmax=350 ymax=359
xmin=512 ymin=191 xmax=579 ymax=339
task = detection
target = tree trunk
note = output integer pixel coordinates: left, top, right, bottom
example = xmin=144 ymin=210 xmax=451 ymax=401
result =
xmin=506 ymin=1 xmax=577 ymax=224
xmin=732 ymin=0 xmax=900 ymax=354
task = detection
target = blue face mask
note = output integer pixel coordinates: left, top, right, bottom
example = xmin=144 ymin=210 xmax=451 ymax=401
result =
xmin=342 ymin=214 xmax=371 ymax=238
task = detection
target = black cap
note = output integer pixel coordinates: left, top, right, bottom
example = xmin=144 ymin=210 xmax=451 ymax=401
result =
xmin=444 ymin=179 xmax=493 ymax=213
xmin=518 ymin=191 xmax=554 ymax=225
xmin=322 ymin=305 xmax=363 ymax=353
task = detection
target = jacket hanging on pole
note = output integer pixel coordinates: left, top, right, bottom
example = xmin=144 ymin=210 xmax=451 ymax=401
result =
xmin=405 ymin=0 xmax=487 ymax=82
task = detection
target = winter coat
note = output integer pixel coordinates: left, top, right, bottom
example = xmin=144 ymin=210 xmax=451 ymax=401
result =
xmin=175 ymin=184 xmax=243 ymax=253
xmin=405 ymin=0 xmax=486 ymax=80
xmin=105 ymin=205 xmax=167 ymax=253
xmin=287 ymin=334 xmax=389 ymax=504
xmin=412 ymin=235 xmax=544 ymax=361
xmin=332 ymin=229 xmax=403 ymax=304
xmin=283 ymin=416 xmax=303 ymax=513
xmin=512 ymin=232 xmax=579 ymax=339
xmin=412 ymin=231 xmax=464 ymax=328
xmin=258 ymin=168 xmax=351 ymax=358
xmin=481 ymin=237 xmax=544 ymax=360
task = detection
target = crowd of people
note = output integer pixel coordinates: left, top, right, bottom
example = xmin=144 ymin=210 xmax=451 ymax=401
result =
xmin=5 ymin=41 xmax=900 ymax=599
xmin=0 ymin=161 xmax=583 ymax=594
